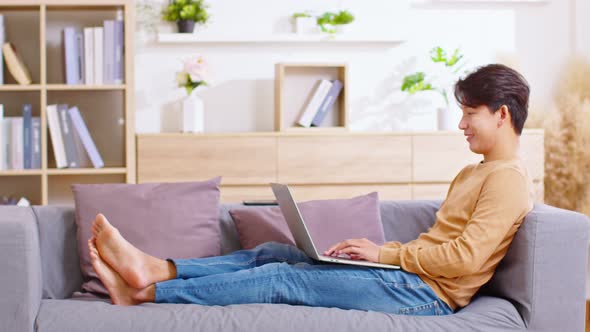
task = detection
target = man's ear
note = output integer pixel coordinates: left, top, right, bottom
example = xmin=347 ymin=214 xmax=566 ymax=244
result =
xmin=499 ymin=105 xmax=510 ymax=121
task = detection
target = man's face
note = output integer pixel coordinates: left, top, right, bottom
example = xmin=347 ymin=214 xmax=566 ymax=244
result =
xmin=458 ymin=105 xmax=500 ymax=154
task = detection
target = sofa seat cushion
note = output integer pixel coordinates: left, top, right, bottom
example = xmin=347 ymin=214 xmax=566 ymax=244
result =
xmin=35 ymin=296 xmax=524 ymax=332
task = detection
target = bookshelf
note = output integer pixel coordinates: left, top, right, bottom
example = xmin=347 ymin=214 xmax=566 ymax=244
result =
xmin=274 ymin=62 xmax=348 ymax=131
xmin=0 ymin=0 xmax=135 ymax=205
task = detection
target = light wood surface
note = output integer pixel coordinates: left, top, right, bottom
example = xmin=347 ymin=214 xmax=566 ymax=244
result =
xmin=277 ymin=135 xmax=411 ymax=184
xmin=137 ymin=130 xmax=545 ymax=203
xmin=0 ymin=0 xmax=135 ymax=205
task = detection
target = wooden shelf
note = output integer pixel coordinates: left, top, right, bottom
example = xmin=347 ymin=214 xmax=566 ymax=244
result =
xmin=46 ymin=84 xmax=126 ymax=91
xmin=0 ymin=84 xmax=42 ymax=91
xmin=46 ymin=167 xmax=127 ymax=175
xmin=0 ymin=170 xmax=43 ymax=176
xmin=157 ymin=33 xmax=405 ymax=45
xmin=0 ymin=0 xmax=135 ymax=205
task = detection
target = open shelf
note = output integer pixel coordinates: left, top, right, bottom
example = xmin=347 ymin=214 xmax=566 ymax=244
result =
xmin=275 ymin=63 xmax=348 ymax=131
xmin=157 ymin=33 xmax=406 ymax=45
xmin=0 ymin=0 xmax=135 ymax=205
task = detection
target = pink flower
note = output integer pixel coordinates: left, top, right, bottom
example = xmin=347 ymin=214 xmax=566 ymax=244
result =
xmin=183 ymin=55 xmax=208 ymax=82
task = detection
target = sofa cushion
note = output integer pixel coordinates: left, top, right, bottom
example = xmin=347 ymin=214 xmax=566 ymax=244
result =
xmin=229 ymin=192 xmax=385 ymax=252
xmin=36 ymin=296 xmax=524 ymax=332
xmin=71 ymin=178 xmax=222 ymax=296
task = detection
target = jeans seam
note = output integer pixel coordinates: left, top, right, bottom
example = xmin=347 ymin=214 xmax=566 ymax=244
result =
xmin=175 ymin=254 xmax=303 ymax=268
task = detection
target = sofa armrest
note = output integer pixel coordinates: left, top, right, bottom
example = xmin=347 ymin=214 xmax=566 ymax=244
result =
xmin=0 ymin=207 xmax=42 ymax=332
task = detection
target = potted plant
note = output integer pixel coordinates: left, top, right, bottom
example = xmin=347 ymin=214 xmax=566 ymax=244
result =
xmin=401 ymin=46 xmax=467 ymax=130
xmin=162 ymin=0 xmax=210 ymax=34
xmin=317 ymin=10 xmax=355 ymax=34
xmin=292 ymin=11 xmax=316 ymax=34
xmin=176 ymin=55 xmax=209 ymax=132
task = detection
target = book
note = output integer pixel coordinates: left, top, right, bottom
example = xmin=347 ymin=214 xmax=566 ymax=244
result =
xmin=63 ymin=27 xmax=80 ymax=85
xmin=75 ymin=31 xmax=85 ymax=84
xmin=1 ymin=117 xmax=9 ymax=169
xmin=114 ymin=19 xmax=124 ymax=84
xmin=31 ymin=117 xmax=40 ymax=169
xmin=47 ymin=104 xmax=67 ymax=168
xmin=93 ymin=27 xmax=104 ymax=85
xmin=11 ymin=117 xmax=23 ymax=169
xmin=103 ymin=20 xmax=115 ymax=84
xmin=58 ymin=104 xmax=79 ymax=168
xmin=311 ymin=79 xmax=343 ymax=127
xmin=68 ymin=106 xmax=104 ymax=168
xmin=297 ymin=79 xmax=333 ymax=127
xmin=0 ymin=15 xmax=4 ymax=85
xmin=83 ymin=28 xmax=94 ymax=84
xmin=22 ymin=104 xmax=32 ymax=169
xmin=2 ymin=43 xmax=32 ymax=85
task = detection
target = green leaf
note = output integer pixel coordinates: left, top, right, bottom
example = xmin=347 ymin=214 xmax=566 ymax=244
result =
xmin=430 ymin=47 xmax=447 ymax=63
xmin=445 ymin=49 xmax=463 ymax=67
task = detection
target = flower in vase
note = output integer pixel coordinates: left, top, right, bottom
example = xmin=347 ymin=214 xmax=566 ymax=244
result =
xmin=177 ymin=55 xmax=209 ymax=95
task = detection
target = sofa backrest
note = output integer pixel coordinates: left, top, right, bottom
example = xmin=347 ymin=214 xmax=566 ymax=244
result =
xmin=32 ymin=201 xmax=590 ymax=331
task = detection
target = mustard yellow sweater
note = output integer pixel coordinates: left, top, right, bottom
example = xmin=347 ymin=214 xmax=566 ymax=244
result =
xmin=379 ymin=158 xmax=534 ymax=311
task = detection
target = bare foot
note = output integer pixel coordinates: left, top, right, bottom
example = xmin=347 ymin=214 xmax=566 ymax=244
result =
xmin=88 ymin=237 xmax=148 ymax=305
xmin=92 ymin=213 xmax=176 ymax=289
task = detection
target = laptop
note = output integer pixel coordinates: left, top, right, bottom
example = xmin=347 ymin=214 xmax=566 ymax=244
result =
xmin=270 ymin=183 xmax=400 ymax=270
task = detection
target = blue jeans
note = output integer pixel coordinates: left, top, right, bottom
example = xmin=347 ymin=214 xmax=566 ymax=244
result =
xmin=155 ymin=242 xmax=453 ymax=315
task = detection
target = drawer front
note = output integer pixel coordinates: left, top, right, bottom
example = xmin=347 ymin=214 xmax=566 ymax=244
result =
xmin=138 ymin=136 xmax=277 ymax=185
xmin=278 ymin=136 xmax=412 ymax=184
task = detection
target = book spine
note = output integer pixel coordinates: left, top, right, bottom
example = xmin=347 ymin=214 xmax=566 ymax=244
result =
xmin=68 ymin=106 xmax=104 ymax=168
xmin=47 ymin=104 xmax=67 ymax=168
xmin=114 ymin=20 xmax=124 ymax=84
xmin=58 ymin=104 xmax=79 ymax=168
xmin=297 ymin=79 xmax=333 ymax=127
xmin=83 ymin=28 xmax=94 ymax=84
xmin=311 ymin=80 xmax=343 ymax=127
xmin=75 ymin=31 xmax=85 ymax=84
xmin=22 ymin=104 xmax=32 ymax=169
xmin=103 ymin=20 xmax=114 ymax=84
xmin=11 ymin=117 xmax=23 ymax=169
xmin=93 ymin=27 xmax=104 ymax=85
xmin=31 ymin=117 xmax=40 ymax=169
xmin=2 ymin=118 xmax=9 ymax=169
xmin=63 ymin=27 xmax=79 ymax=85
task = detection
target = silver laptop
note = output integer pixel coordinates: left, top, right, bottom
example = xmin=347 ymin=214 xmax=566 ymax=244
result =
xmin=270 ymin=183 xmax=400 ymax=270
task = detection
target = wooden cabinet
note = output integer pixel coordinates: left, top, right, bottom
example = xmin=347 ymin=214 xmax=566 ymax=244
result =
xmin=137 ymin=130 xmax=545 ymax=203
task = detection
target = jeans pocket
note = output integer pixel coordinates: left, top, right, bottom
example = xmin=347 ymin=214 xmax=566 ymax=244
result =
xmin=398 ymin=301 xmax=440 ymax=316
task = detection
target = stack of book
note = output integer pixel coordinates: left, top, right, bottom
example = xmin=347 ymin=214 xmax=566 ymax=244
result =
xmin=296 ymin=79 xmax=343 ymax=128
xmin=63 ymin=14 xmax=124 ymax=85
xmin=0 ymin=195 xmax=30 ymax=206
xmin=47 ymin=105 xmax=104 ymax=169
xmin=0 ymin=104 xmax=41 ymax=170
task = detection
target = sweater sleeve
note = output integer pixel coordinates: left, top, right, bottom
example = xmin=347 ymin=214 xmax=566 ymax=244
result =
xmin=379 ymin=168 xmax=530 ymax=278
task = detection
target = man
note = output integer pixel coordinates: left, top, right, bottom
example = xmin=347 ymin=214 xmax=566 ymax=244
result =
xmin=88 ymin=63 xmax=533 ymax=315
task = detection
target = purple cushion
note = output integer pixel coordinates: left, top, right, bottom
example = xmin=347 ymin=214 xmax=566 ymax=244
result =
xmin=72 ymin=177 xmax=222 ymax=296
xmin=229 ymin=192 xmax=385 ymax=252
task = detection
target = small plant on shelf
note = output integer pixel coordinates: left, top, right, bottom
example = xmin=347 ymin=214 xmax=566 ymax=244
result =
xmin=316 ymin=10 xmax=355 ymax=34
xmin=162 ymin=0 xmax=210 ymax=33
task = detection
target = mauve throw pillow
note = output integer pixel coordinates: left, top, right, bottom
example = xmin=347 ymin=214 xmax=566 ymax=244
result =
xmin=72 ymin=177 xmax=222 ymax=296
xmin=229 ymin=192 xmax=385 ymax=252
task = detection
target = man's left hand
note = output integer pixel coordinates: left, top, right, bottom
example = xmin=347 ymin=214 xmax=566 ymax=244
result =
xmin=324 ymin=238 xmax=381 ymax=263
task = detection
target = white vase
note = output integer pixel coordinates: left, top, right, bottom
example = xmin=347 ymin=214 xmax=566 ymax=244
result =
xmin=294 ymin=16 xmax=317 ymax=34
xmin=437 ymin=107 xmax=456 ymax=131
xmin=182 ymin=92 xmax=204 ymax=133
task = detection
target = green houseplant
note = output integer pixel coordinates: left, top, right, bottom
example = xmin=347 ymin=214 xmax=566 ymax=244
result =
xmin=401 ymin=47 xmax=467 ymax=130
xmin=316 ymin=10 xmax=355 ymax=34
xmin=163 ymin=0 xmax=210 ymax=33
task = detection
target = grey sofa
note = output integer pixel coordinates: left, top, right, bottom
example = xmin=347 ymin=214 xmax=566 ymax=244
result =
xmin=1 ymin=201 xmax=589 ymax=332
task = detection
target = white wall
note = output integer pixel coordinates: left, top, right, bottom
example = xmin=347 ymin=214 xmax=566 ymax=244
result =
xmin=134 ymin=0 xmax=580 ymax=133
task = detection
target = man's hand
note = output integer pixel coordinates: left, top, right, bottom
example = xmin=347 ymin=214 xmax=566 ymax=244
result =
xmin=324 ymin=238 xmax=381 ymax=263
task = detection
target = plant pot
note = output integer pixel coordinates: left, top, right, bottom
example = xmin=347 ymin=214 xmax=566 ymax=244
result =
xmin=182 ymin=92 xmax=204 ymax=133
xmin=437 ymin=107 xmax=457 ymax=131
xmin=293 ymin=17 xmax=317 ymax=34
xmin=177 ymin=20 xmax=195 ymax=33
